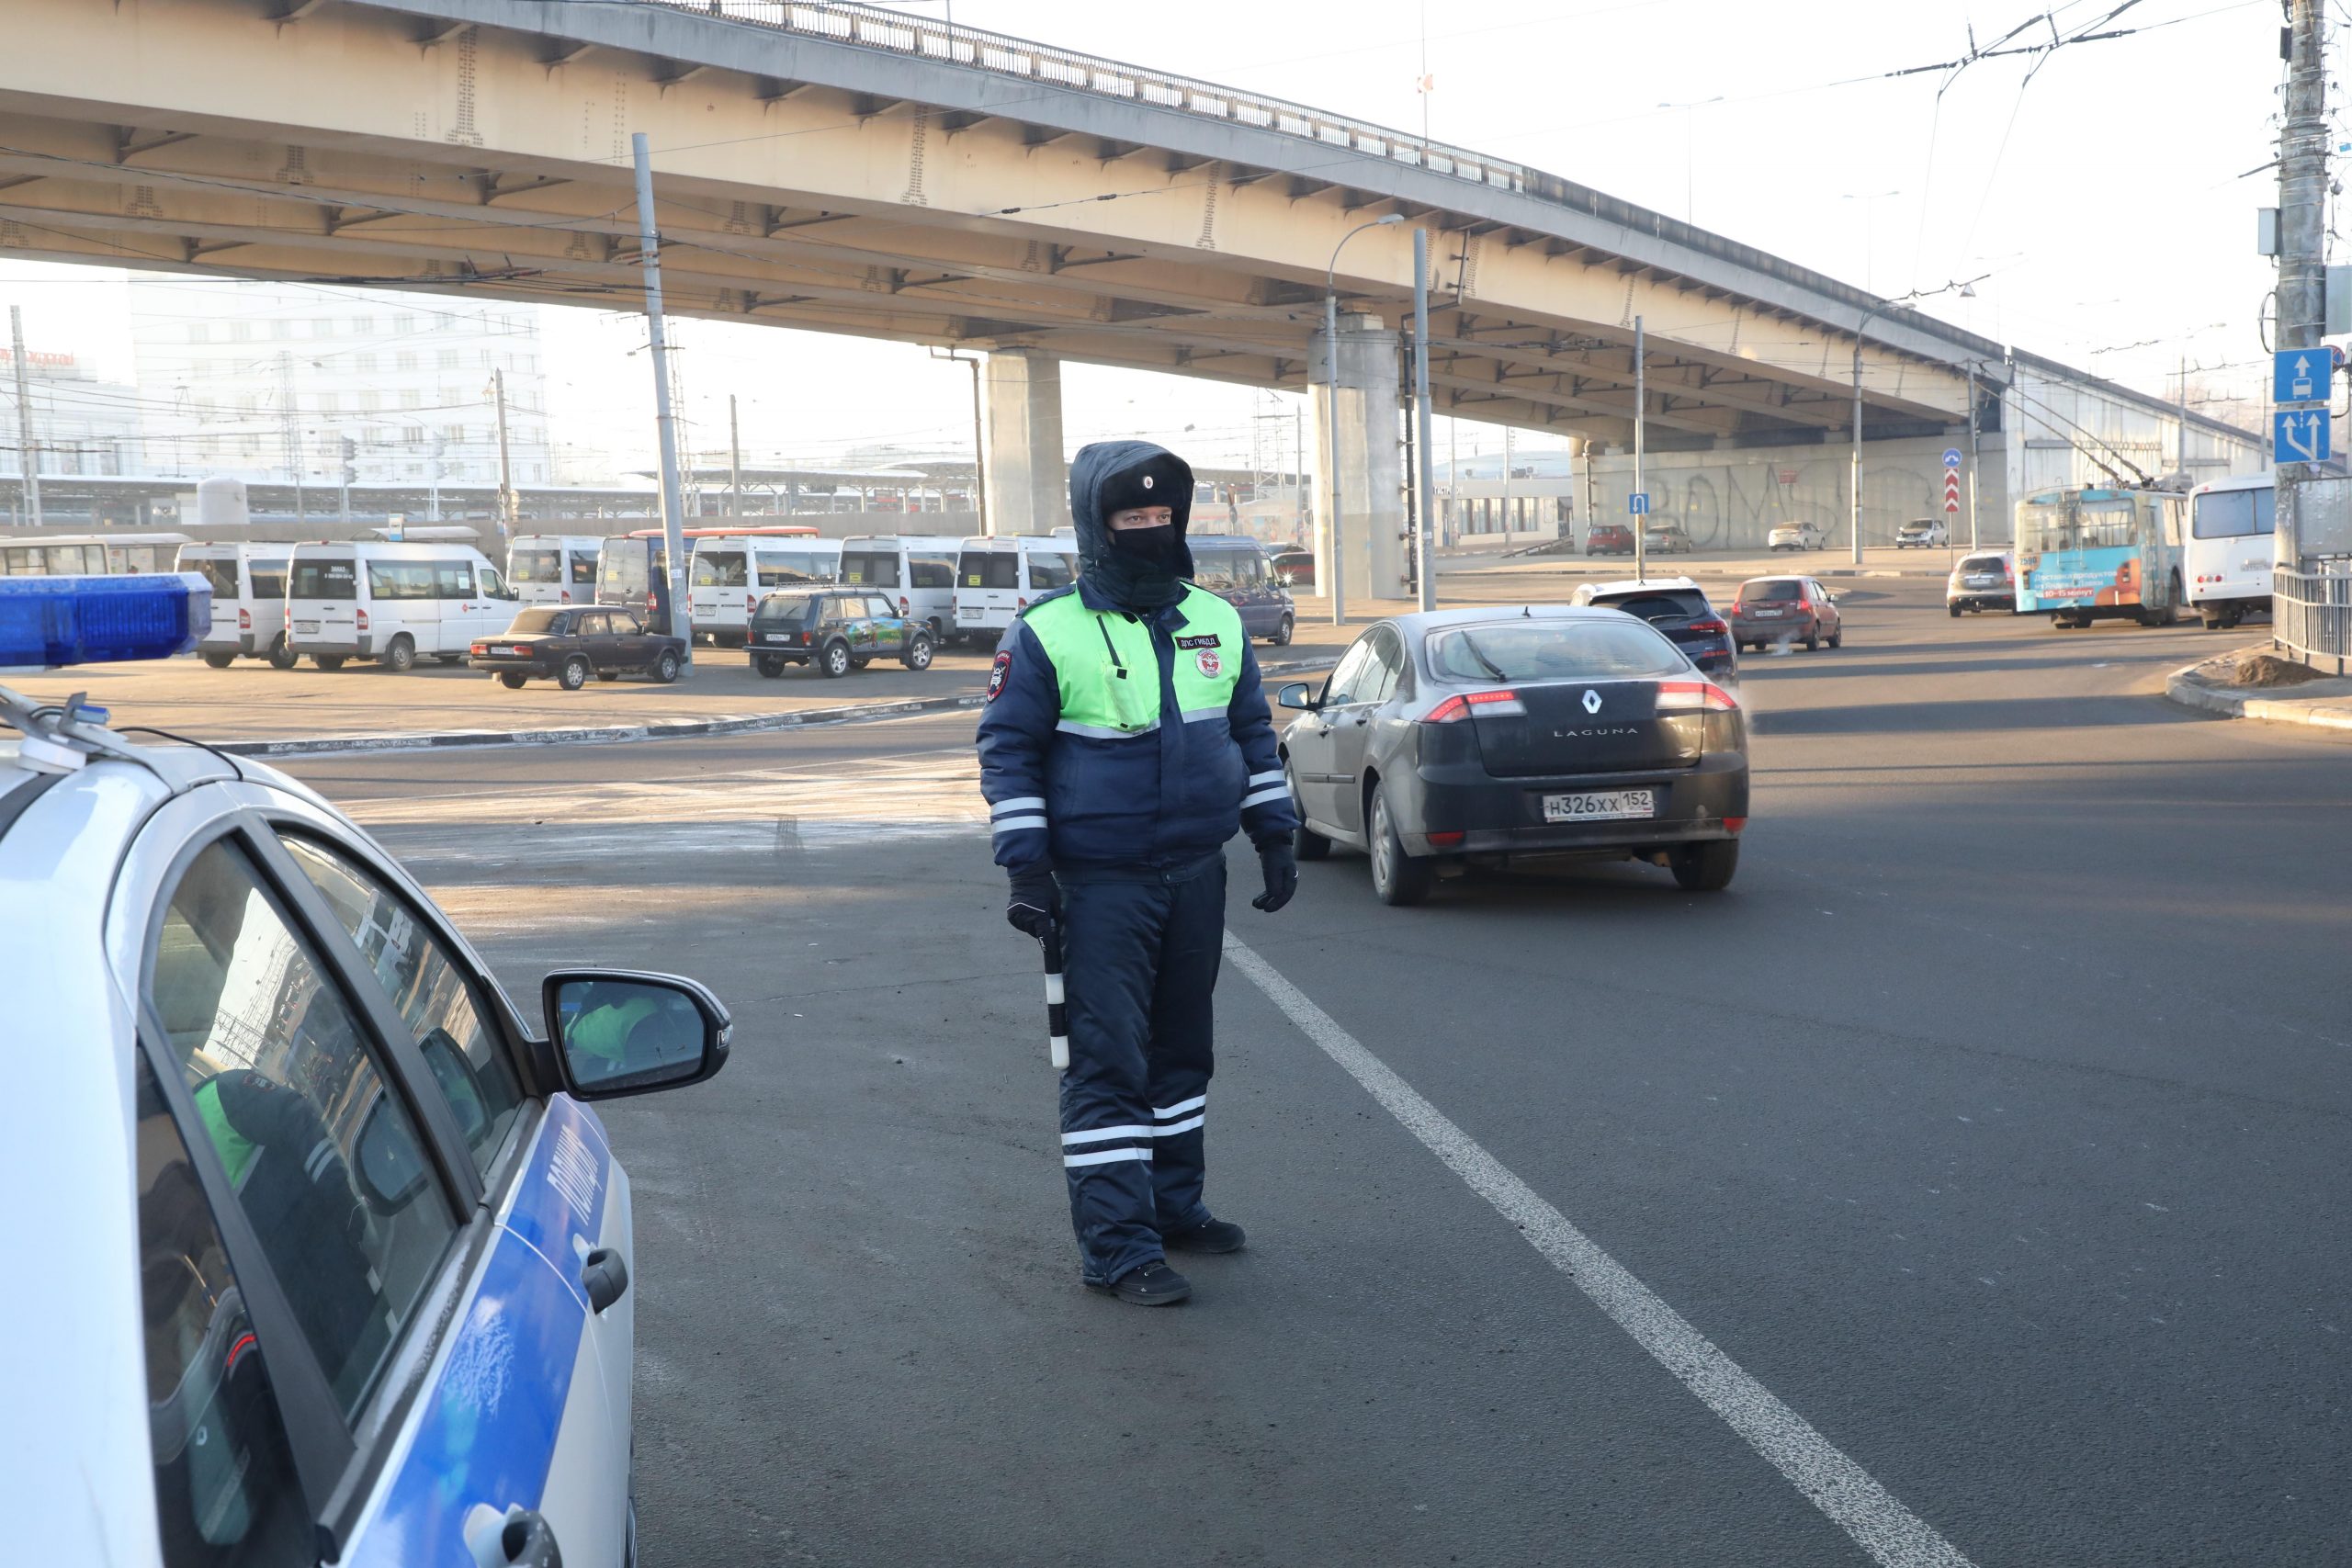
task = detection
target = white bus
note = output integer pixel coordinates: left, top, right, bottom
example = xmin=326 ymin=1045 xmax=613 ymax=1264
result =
xmin=951 ymin=535 xmax=1078 ymax=643
xmin=2184 ymin=474 xmax=2274 ymax=630
xmin=286 ymin=540 xmax=516 ymax=671
xmin=507 ymin=534 xmax=604 ymax=606
xmin=175 ymin=542 xmax=295 ymax=668
xmin=688 ymin=534 xmax=842 ymax=647
xmin=0 ymin=531 xmax=190 ymax=577
xmin=840 ymin=535 xmax=959 ymax=639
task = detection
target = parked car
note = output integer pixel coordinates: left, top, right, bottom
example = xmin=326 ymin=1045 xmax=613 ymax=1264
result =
xmin=1642 ymin=521 xmax=1695 ymax=555
xmin=1946 ymin=551 xmax=2017 ymax=615
xmin=1587 ymin=523 xmax=1636 ymax=557
xmin=1572 ymin=577 xmax=1736 ymax=678
xmin=1767 ymin=522 xmax=1827 ymax=552
xmin=1274 ymin=608 xmax=1747 ymax=905
xmin=1895 ymin=518 xmax=1949 ymax=549
xmin=748 ymin=588 xmax=937 ymax=677
xmin=1729 ymin=576 xmax=1843 ymax=651
xmin=1271 ymin=548 xmax=1317 ymax=590
xmin=468 ymin=604 xmax=685 ymax=689
xmin=174 ymin=541 xmax=295 ymax=668
xmin=1190 ymin=534 xmax=1295 ymax=644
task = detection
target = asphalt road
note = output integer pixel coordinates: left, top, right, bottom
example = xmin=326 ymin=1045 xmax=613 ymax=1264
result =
xmin=288 ymin=582 xmax=2352 ymax=1567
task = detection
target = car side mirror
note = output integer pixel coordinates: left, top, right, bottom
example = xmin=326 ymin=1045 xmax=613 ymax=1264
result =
xmin=355 ymin=1094 xmax=431 ymax=1215
xmin=1275 ymin=681 xmax=1317 ymax=710
xmin=542 ymin=969 xmax=732 ymax=1100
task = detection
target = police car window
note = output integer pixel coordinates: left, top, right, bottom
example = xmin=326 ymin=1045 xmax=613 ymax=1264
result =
xmin=279 ymin=836 xmax=525 ymax=1180
xmin=134 ymin=1054 xmax=311 ymax=1568
xmin=147 ymin=839 xmax=458 ymax=1420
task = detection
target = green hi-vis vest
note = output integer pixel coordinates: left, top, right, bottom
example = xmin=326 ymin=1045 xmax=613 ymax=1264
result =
xmin=1023 ymin=584 xmax=1244 ymax=738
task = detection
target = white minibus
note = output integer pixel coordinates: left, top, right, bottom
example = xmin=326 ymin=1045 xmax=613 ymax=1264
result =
xmin=688 ymin=535 xmax=842 ymax=647
xmin=508 ymin=534 xmax=604 ymax=606
xmin=840 ymin=535 xmax=959 ymax=639
xmin=174 ymin=541 xmax=296 ymax=668
xmin=951 ymin=535 xmax=1079 ymax=643
xmin=2184 ymin=474 xmax=2274 ymax=630
xmin=285 ymin=540 xmax=516 ymax=671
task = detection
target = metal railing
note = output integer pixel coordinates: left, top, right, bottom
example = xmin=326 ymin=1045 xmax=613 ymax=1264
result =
xmin=631 ymin=1 xmax=1931 ymax=336
xmin=2273 ymin=561 xmax=2352 ymax=674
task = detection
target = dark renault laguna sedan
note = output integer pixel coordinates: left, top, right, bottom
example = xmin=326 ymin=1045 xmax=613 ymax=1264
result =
xmin=1276 ymin=607 xmax=1748 ymax=906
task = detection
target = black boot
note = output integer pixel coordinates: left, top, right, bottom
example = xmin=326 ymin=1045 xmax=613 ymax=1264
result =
xmin=1162 ymin=1217 xmax=1246 ymax=1254
xmin=1089 ymin=1258 xmax=1193 ymax=1305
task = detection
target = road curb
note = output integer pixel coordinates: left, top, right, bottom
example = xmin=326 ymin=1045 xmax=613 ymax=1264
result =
xmin=215 ymin=655 xmax=1339 ymax=759
xmin=2163 ymin=661 xmax=2352 ymax=732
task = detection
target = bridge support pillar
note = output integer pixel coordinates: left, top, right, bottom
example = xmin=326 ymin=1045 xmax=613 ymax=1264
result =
xmin=1312 ymin=312 xmax=1406 ymax=610
xmin=982 ymin=348 xmax=1067 ymax=536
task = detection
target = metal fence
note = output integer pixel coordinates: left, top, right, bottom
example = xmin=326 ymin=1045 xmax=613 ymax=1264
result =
xmin=2274 ymin=562 xmax=2352 ymax=674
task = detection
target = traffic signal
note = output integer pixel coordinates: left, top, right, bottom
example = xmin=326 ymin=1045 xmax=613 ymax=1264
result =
xmin=339 ymin=434 xmax=357 ymax=486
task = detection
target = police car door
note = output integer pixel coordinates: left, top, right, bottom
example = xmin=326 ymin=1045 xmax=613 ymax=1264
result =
xmin=113 ymin=791 xmax=629 ymax=1568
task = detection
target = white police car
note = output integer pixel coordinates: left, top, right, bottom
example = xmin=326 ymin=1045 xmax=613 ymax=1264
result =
xmin=4 ymin=574 xmax=730 ymax=1567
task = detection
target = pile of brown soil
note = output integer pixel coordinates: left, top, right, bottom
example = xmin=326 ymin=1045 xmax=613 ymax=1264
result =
xmin=2233 ymin=652 xmax=2325 ymax=688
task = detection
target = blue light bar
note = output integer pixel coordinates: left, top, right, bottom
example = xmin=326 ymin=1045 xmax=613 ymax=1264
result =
xmin=0 ymin=573 xmax=211 ymax=671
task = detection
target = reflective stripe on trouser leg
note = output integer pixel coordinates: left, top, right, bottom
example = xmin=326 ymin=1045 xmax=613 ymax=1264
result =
xmin=1144 ymin=857 xmax=1224 ymax=1232
xmin=1057 ymin=874 xmax=1178 ymax=1284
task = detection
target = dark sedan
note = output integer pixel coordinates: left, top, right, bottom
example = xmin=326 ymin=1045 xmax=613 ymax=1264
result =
xmin=1277 ymin=607 xmax=1747 ymax=906
xmin=469 ymin=605 xmax=684 ymax=689
xmin=1573 ymin=576 xmax=1736 ymax=678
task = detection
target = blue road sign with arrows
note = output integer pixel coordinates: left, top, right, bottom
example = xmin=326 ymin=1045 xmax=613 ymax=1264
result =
xmin=2275 ymin=406 xmax=2332 ymax=465
xmin=1628 ymin=492 xmax=1651 ymax=515
xmin=1942 ymin=447 xmax=1963 ymax=468
xmin=2275 ymin=348 xmax=2326 ymax=404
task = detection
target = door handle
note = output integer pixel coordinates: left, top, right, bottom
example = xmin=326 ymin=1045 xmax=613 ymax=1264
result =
xmin=582 ymin=1246 xmax=629 ymax=1314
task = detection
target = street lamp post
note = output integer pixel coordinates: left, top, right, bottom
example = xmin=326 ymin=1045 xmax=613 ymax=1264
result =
xmin=1849 ymin=277 xmax=1978 ymax=566
xmin=1323 ymin=212 xmax=1405 ymax=625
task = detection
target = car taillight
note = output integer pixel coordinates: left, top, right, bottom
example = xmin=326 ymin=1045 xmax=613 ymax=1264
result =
xmin=1422 ymin=688 xmax=1525 ymax=723
xmin=1728 ymin=602 xmax=1745 ymax=616
xmin=1656 ymin=680 xmax=1738 ymax=712
xmin=1687 ymin=616 xmax=1729 ymax=636
xmin=238 ymin=607 xmax=251 ymax=630
xmin=1724 ymin=817 xmax=1747 ymax=832
xmin=470 ymin=643 xmax=485 ymax=655
xmin=747 ymin=592 xmax=759 ymax=614
xmin=899 ymin=595 xmax=910 ymax=615
xmin=356 ymin=607 xmax=369 ymax=632
xmin=1428 ymin=830 xmax=1466 ymax=849
xmin=561 ymin=588 xmax=572 ymax=603
xmin=1017 ymin=596 xmax=1027 ymax=610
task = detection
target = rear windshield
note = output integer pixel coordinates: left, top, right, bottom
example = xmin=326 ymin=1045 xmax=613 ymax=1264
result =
xmin=1959 ymin=555 xmax=2006 ymax=573
xmin=598 ymin=540 xmax=655 ymax=600
xmin=752 ymin=593 xmax=822 ymax=626
xmin=509 ymin=547 xmax=560 ymax=584
xmin=290 ymin=558 xmax=358 ymax=600
xmin=2192 ymin=488 xmax=2272 ymax=539
xmin=509 ymin=608 xmax=566 ymax=634
xmin=1741 ymin=579 xmax=1802 ymax=603
xmin=249 ymin=559 xmax=288 ymax=599
xmin=692 ymin=548 xmax=748 ymax=588
xmin=179 ymin=555 xmax=240 ymax=596
xmin=1427 ymin=620 xmax=1685 ymax=682
xmin=842 ymin=550 xmax=899 ymax=588
xmin=961 ymin=550 xmax=1020 ymax=590
xmin=1591 ymin=590 xmax=1708 ymax=621
xmin=1900 ymin=521 xmax=1933 ymax=533
xmin=1029 ymin=550 xmax=1076 ymax=589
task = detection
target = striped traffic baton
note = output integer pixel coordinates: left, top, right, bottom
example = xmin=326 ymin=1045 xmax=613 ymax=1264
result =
xmin=1041 ymin=919 xmax=1070 ymax=1070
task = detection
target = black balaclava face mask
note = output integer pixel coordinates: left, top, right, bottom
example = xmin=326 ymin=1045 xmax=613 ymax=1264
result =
xmin=1095 ymin=520 xmax=1182 ymax=609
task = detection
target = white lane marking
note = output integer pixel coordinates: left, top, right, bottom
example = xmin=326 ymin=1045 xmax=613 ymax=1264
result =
xmin=1223 ymin=932 xmax=1975 ymax=1568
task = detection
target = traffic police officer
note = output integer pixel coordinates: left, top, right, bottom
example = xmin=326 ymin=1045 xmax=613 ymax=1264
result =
xmin=978 ymin=440 xmax=1300 ymax=1306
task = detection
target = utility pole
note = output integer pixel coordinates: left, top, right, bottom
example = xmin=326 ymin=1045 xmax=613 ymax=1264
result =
xmin=278 ymin=351 xmax=307 ymax=526
xmin=492 ymin=367 xmax=516 ymax=539
xmin=8 ymin=307 xmax=41 ymax=527
xmin=1633 ymin=314 xmax=1646 ymax=582
xmin=1294 ymin=400 xmax=1305 ymax=542
xmin=1412 ymin=227 xmax=1438 ymax=613
xmin=728 ymin=392 xmax=743 ymax=522
xmin=2277 ymin=0 xmax=2326 ymax=566
xmin=1965 ymin=363 xmax=1982 ymax=553
xmin=633 ymin=130 xmax=694 ymax=666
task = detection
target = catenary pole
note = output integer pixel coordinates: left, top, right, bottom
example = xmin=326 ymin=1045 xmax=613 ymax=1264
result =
xmin=633 ymin=130 xmax=694 ymax=669
xmin=8 ymin=307 xmax=40 ymax=527
xmin=1412 ymin=228 xmax=1437 ymax=614
xmin=1633 ymin=315 xmax=1646 ymax=582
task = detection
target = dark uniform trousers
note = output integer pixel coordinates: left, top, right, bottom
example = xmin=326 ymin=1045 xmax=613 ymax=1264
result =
xmin=1056 ymin=852 xmax=1226 ymax=1284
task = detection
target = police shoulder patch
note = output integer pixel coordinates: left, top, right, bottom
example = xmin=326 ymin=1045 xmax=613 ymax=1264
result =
xmin=1174 ymin=633 xmax=1221 ymax=650
xmin=986 ymin=649 xmax=1012 ymax=702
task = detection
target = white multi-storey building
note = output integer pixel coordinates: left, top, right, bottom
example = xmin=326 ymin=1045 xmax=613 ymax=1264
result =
xmin=128 ymin=276 xmax=551 ymax=494
xmin=0 ymin=346 xmax=146 ymax=478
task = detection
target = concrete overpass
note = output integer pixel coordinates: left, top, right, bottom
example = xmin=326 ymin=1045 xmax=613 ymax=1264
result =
xmin=0 ymin=0 xmax=2258 ymax=592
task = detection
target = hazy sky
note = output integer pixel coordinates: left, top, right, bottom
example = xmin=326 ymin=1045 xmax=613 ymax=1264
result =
xmin=0 ymin=0 xmax=2302 ymax=476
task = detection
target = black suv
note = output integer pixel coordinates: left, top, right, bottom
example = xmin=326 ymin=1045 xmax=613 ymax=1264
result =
xmin=749 ymin=590 xmax=937 ymax=678
xmin=469 ymin=605 xmax=685 ymax=689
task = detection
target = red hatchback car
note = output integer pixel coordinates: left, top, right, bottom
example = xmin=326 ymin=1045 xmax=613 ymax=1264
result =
xmin=1729 ymin=575 xmax=1843 ymax=651
xmin=1587 ymin=523 xmax=1636 ymax=556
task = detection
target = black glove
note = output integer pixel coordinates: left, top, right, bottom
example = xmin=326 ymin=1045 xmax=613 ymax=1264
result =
xmin=1006 ymin=866 xmax=1060 ymax=939
xmin=1251 ymin=839 xmax=1298 ymax=913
